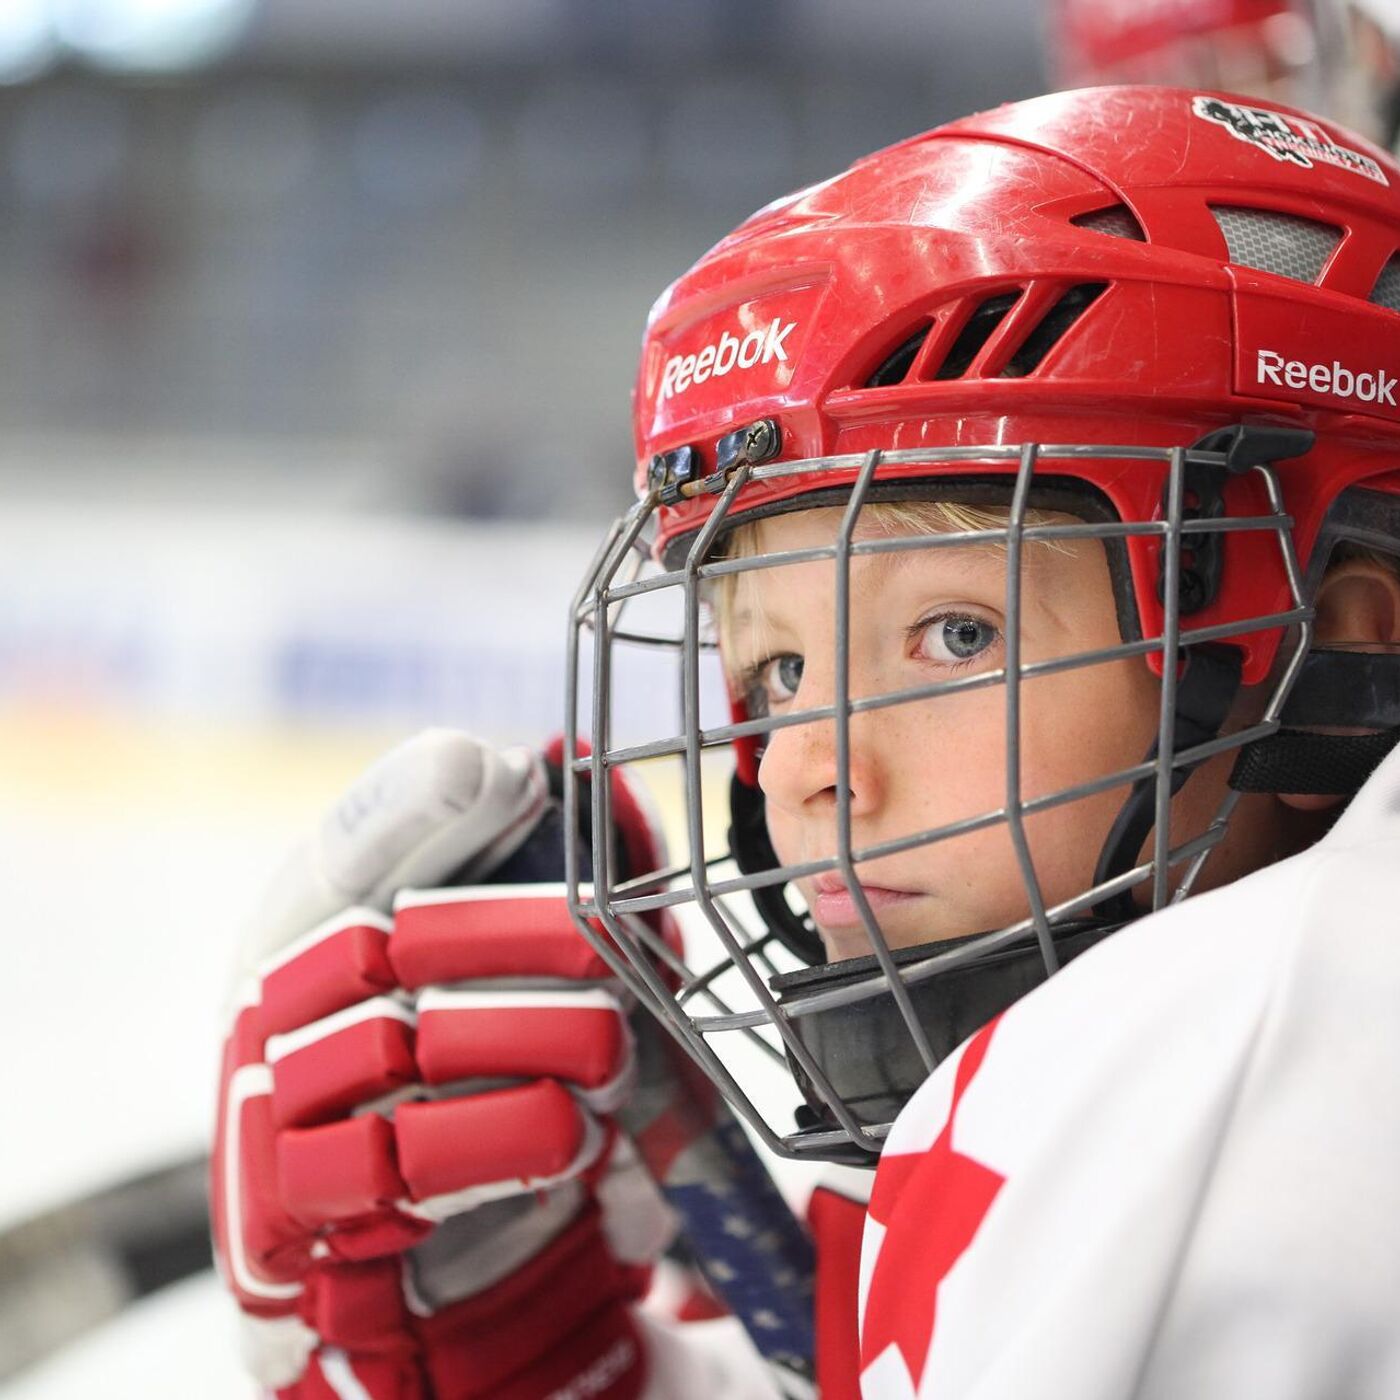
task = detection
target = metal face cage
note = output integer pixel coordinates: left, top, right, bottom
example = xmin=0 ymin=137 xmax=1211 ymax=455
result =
xmin=563 ymin=442 xmax=1311 ymax=1161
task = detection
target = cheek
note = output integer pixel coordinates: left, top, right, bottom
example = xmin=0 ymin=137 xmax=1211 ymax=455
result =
xmin=1011 ymin=661 xmax=1160 ymax=896
xmin=1021 ymin=659 xmax=1158 ymax=791
xmin=763 ymin=799 xmax=801 ymax=866
xmin=890 ymin=692 xmax=1011 ymax=816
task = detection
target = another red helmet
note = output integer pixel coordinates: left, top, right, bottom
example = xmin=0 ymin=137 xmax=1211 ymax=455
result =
xmin=1050 ymin=0 xmax=1400 ymax=152
xmin=567 ymin=86 xmax=1400 ymax=1160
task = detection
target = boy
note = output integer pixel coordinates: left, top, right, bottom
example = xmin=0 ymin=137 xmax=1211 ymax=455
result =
xmin=214 ymin=86 xmax=1400 ymax=1398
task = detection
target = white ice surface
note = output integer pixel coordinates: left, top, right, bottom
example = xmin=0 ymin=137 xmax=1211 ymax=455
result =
xmin=2 ymin=1273 xmax=250 ymax=1400
xmin=2 ymin=780 xmax=321 ymax=1231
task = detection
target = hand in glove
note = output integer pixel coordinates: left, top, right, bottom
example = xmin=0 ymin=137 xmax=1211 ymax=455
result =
xmin=211 ymin=730 xmax=682 ymax=1399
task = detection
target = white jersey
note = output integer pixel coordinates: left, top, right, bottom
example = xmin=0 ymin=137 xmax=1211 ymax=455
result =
xmin=859 ymin=744 xmax=1400 ymax=1399
xmin=641 ymin=746 xmax=1400 ymax=1399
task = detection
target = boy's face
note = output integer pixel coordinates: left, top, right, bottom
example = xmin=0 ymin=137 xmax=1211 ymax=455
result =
xmin=723 ymin=505 xmax=1275 ymax=962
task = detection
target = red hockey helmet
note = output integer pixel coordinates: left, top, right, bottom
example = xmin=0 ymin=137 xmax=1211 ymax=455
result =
xmin=565 ymin=86 xmax=1400 ymax=1160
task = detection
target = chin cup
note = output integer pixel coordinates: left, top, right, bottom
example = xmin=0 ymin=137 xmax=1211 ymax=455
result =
xmin=773 ymin=921 xmax=1119 ymax=1150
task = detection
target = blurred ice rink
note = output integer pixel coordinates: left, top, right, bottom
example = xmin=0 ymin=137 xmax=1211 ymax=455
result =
xmin=0 ymin=0 xmax=1047 ymax=1391
xmin=3 ymin=504 xmax=600 ymax=1223
xmin=5 ymin=1279 xmax=247 ymax=1400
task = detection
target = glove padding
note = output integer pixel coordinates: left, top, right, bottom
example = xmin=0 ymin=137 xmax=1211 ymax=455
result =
xmin=211 ymin=729 xmax=679 ymax=1399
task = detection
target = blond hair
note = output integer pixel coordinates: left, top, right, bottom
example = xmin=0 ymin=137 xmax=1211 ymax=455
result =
xmin=711 ymin=498 xmax=1067 ymax=670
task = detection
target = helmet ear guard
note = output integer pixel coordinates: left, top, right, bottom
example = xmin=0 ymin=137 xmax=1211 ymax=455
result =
xmin=1232 ymin=481 xmax=1400 ymax=793
xmin=1093 ymin=424 xmax=1309 ymax=921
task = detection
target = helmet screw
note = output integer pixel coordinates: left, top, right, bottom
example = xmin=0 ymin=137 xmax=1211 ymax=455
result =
xmin=716 ymin=418 xmax=782 ymax=474
xmin=744 ymin=418 xmax=779 ymax=462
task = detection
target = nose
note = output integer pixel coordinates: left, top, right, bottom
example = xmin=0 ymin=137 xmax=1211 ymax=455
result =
xmin=756 ymin=668 xmax=885 ymax=824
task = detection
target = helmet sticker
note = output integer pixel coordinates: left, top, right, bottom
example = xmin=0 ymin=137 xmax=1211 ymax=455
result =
xmin=1255 ymin=349 xmax=1397 ymax=407
xmin=659 ymin=317 xmax=797 ymax=402
xmin=640 ymin=282 xmax=822 ymax=444
xmin=1235 ymin=289 xmax=1400 ymax=420
xmin=1192 ymin=95 xmax=1388 ymax=186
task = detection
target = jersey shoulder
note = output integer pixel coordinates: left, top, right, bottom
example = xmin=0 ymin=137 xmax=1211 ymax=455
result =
xmin=860 ymin=752 xmax=1400 ymax=1399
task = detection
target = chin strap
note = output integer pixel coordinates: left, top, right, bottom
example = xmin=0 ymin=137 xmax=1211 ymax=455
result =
xmin=1093 ymin=642 xmax=1400 ymax=918
xmin=1093 ymin=644 xmax=1243 ymax=922
xmin=1229 ymin=727 xmax=1400 ymax=794
xmin=1229 ymin=646 xmax=1400 ymax=794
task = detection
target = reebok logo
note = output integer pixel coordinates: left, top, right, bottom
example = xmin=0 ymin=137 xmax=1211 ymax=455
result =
xmin=1256 ymin=348 xmax=1397 ymax=406
xmin=659 ymin=318 xmax=796 ymax=401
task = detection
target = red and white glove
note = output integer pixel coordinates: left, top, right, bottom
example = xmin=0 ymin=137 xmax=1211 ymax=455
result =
xmin=211 ymin=729 xmax=681 ymax=1399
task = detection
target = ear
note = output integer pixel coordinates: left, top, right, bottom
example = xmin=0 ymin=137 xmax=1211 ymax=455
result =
xmin=1278 ymin=555 xmax=1400 ymax=813
xmin=1311 ymin=556 xmax=1400 ymax=648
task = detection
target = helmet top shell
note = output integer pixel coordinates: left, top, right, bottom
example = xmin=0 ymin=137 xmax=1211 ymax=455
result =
xmin=633 ymin=85 xmax=1400 ymax=684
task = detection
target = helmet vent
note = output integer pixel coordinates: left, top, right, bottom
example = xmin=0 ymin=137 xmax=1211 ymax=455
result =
xmin=1210 ymin=205 xmax=1341 ymax=285
xmin=1369 ymin=254 xmax=1400 ymax=312
xmin=1000 ymin=283 xmax=1108 ymax=378
xmin=863 ymin=324 xmax=933 ymax=387
xmin=932 ymin=291 xmax=1022 ymax=380
xmin=1070 ymin=205 xmax=1145 ymax=241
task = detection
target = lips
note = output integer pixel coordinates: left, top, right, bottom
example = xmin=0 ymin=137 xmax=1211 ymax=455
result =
xmin=808 ymin=872 xmax=923 ymax=930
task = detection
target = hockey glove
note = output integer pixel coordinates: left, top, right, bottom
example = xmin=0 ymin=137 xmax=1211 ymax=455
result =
xmin=210 ymin=729 xmax=680 ymax=1399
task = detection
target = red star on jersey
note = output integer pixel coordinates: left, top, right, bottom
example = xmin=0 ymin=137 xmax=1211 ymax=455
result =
xmin=860 ymin=1019 xmax=1006 ymax=1394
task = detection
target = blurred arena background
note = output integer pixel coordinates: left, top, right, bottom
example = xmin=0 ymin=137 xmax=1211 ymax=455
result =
xmin=3 ymin=0 xmax=1395 ymax=1393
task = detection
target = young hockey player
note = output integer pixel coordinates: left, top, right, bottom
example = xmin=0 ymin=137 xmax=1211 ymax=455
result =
xmin=214 ymin=86 xmax=1400 ymax=1398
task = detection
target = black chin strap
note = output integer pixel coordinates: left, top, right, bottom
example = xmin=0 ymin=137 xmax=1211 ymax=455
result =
xmin=1228 ymin=646 xmax=1400 ymax=794
xmin=1093 ymin=642 xmax=1400 ymax=913
xmin=1093 ymin=644 xmax=1243 ymax=922
xmin=1229 ymin=728 xmax=1400 ymax=794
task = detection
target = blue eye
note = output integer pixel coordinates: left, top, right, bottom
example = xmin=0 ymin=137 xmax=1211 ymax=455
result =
xmin=920 ymin=614 xmax=999 ymax=664
xmin=748 ymin=653 xmax=803 ymax=711
xmin=770 ymin=653 xmax=804 ymax=699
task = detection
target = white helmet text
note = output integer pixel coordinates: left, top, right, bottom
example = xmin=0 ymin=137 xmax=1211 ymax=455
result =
xmin=659 ymin=318 xmax=796 ymax=402
xmin=1255 ymin=348 xmax=1397 ymax=406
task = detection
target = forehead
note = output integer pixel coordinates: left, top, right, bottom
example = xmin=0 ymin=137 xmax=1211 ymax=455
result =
xmin=729 ymin=502 xmax=1030 ymax=570
xmin=723 ymin=507 xmax=1006 ymax=620
xmin=716 ymin=500 xmax=1116 ymax=634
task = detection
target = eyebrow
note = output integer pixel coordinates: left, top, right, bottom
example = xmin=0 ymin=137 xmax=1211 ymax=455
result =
xmin=860 ymin=539 xmax=1007 ymax=594
xmin=718 ymin=538 xmax=1044 ymax=664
